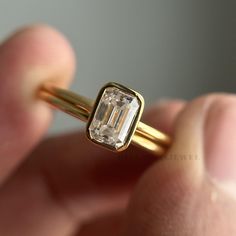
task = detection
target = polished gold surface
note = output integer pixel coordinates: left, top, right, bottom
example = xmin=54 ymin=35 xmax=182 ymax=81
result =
xmin=40 ymin=85 xmax=93 ymax=122
xmin=39 ymin=83 xmax=171 ymax=156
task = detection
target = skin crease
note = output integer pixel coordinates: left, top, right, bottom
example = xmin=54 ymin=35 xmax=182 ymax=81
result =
xmin=0 ymin=25 xmax=235 ymax=236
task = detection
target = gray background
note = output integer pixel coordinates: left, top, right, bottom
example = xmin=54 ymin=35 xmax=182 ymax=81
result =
xmin=0 ymin=0 xmax=235 ymax=134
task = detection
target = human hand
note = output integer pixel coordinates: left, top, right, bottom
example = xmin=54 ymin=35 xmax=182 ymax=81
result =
xmin=0 ymin=25 xmax=235 ymax=236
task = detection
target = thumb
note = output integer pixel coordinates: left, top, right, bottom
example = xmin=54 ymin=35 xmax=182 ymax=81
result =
xmin=124 ymin=94 xmax=236 ymax=236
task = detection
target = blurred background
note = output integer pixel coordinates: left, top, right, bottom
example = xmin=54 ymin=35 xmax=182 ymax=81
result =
xmin=0 ymin=0 xmax=235 ymax=134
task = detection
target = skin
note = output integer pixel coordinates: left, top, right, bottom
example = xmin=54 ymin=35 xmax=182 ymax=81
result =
xmin=0 ymin=25 xmax=235 ymax=236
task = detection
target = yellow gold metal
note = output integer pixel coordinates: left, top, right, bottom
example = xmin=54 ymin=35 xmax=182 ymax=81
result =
xmin=39 ymin=82 xmax=171 ymax=156
xmin=131 ymin=134 xmax=166 ymax=156
xmin=135 ymin=122 xmax=171 ymax=147
xmin=40 ymin=84 xmax=93 ymax=122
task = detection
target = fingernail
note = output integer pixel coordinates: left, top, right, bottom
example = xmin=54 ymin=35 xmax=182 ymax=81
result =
xmin=205 ymin=98 xmax=236 ymax=182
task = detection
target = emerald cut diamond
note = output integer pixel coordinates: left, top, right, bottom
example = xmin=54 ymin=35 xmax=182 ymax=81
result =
xmin=87 ymin=83 xmax=144 ymax=151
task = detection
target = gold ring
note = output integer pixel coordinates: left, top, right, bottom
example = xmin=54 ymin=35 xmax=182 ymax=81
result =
xmin=39 ymin=82 xmax=171 ymax=156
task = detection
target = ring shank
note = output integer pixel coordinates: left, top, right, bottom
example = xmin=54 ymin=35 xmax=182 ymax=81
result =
xmin=134 ymin=122 xmax=170 ymax=155
xmin=39 ymin=84 xmax=171 ymax=156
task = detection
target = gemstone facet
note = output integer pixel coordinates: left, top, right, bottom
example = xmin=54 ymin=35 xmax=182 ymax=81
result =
xmin=87 ymin=84 xmax=143 ymax=151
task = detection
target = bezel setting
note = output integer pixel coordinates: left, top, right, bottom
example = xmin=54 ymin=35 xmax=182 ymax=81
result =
xmin=86 ymin=82 xmax=144 ymax=151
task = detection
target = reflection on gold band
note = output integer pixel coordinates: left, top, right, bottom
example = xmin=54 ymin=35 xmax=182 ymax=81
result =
xmin=39 ymin=84 xmax=171 ymax=156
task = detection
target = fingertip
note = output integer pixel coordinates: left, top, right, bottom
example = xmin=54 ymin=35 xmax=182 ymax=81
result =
xmin=124 ymin=93 xmax=236 ymax=236
xmin=1 ymin=24 xmax=76 ymax=92
xmin=143 ymin=99 xmax=186 ymax=134
xmin=0 ymin=24 xmax=76 ymax=181
xmin=1 ymin=23 xmax=76 ymax=130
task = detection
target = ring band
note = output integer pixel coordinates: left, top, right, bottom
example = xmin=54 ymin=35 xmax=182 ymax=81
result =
xmin=39 ymin=82 xmax=171 ymax=156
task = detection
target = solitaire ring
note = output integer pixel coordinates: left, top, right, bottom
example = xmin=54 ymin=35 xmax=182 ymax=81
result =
xmin=39 ymin=82 xmax=171 ymax=156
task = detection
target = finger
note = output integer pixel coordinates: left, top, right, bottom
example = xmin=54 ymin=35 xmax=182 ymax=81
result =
xmin=0 ymin=100 xmax=185 ymax=236
xmin=143 ymin=99 xmax=185 ymax=134
xmin=124 ymin=93 xmax=236 ymax=236
xmin=0 ymin=25 xmax=75 ymax=183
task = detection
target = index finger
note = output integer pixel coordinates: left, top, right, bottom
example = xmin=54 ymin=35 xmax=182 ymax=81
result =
xmin=0 ymin=25 xmax=75 ymax=184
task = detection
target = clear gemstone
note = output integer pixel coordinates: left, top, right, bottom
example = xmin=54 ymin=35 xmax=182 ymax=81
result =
xmin=88 ymin=86 xmax=140 ymax=150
